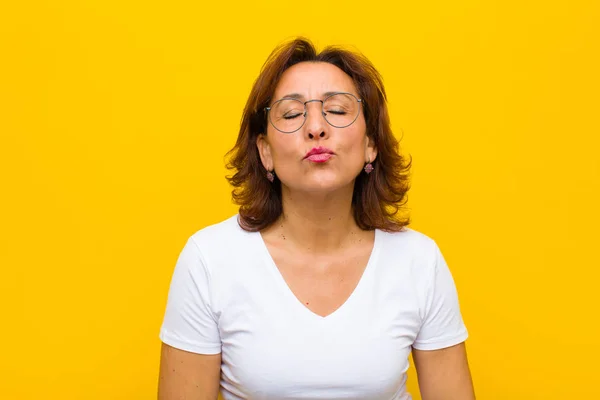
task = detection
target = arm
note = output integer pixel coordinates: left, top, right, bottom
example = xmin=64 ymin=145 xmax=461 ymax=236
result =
xmin=158 ymin=343 xmax=221 ymax=400
xmin=412 ymin=342 xmax=475 ymax=400
xmin=158 ymin=236 xmax=222 ymax=399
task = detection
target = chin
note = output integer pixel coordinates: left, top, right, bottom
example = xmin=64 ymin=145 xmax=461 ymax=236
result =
xmin=279 ymin=169 xmax=358 ymax=193
xmin=301 ymin=176 xmax=355 ymax=193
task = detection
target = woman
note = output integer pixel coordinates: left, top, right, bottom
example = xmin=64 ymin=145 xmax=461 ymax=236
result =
xmin=158 ymin=38 xmax=475 ymax=399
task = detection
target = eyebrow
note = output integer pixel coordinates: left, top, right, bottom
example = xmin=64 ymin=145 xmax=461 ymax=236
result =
xmin=278 ymin=91 xmax=350 ymax=101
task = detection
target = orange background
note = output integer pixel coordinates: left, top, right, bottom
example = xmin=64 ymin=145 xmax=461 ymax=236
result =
xmin=1 ymin=1 xmax=599 ymax=398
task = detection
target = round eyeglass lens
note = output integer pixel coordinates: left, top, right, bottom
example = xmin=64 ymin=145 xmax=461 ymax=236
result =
xmin=269 ymin=98 xmax=305 ymax=133
xmin=322 ymin=93 xmax=360 ymax=128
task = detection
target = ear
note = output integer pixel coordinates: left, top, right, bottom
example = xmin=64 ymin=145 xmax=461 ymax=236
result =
xmin=256 ymin=133 xmax=274 ymax=171
xmin=365 ymin=134 xmax=378 ymax=163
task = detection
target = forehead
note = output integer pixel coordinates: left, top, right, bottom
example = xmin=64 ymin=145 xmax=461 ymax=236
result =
xmin=273 ymin=61 xmax=358 ymax=100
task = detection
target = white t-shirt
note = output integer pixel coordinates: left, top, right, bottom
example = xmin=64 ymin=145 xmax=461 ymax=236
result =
xmin=159 ymin=215 xmax=468 ymax=400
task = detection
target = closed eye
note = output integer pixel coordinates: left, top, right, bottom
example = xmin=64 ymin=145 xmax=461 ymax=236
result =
xmin=283 ymin=112 xmax=303 ymax=120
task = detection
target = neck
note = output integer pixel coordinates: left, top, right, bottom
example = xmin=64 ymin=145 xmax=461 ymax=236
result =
xmin=271 ymin=183 xmax=363 ymax=253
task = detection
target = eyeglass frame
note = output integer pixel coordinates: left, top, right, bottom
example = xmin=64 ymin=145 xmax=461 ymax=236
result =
xmin=264 ymin=91 xmax=363 ymax=134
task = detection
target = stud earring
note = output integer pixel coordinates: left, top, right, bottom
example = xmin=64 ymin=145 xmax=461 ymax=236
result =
xmin=266 ymin=170 xmax=275 ymax=182
xmin=364 ymin=161 xmax=374 ymax=174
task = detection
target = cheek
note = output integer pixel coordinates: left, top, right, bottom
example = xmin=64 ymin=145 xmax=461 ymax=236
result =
xmin=267 ymin=131 xmax=300 ymax=160
xmin=341 ymin=124 xmax=369 ymax=156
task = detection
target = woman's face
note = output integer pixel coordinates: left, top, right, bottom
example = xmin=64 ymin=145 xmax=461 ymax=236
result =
xmin=257 ymin=61 xmax=377 ymax=194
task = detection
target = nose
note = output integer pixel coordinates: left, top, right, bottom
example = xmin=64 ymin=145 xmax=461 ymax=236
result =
xmin=303 ymin=100 xmax=328 ymax=140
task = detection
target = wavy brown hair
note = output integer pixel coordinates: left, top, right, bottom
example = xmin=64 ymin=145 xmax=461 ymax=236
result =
xmin=225 ymin=37 xmax=411 ymax=232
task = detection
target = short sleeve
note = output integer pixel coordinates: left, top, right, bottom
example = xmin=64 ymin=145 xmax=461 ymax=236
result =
xmin=412 ymin=242 xmax=469 ymax=350
xmin=159 ymin=237 xmax=222 ymax=354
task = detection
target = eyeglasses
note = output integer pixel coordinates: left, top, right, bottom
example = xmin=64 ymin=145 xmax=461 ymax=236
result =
xmin=265 ymin=92 xmax=363 ymax=134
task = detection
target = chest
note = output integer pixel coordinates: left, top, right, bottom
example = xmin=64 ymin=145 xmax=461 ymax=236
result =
xmin=268 ymin=246 xmax=373 ymax=318
xmin=218 ymin=295 xmax=415 ymax=400
xmin=214 ymin=256 xmax=422 ymax=400
xmin=221 ymin=320 xmax=412 ymax=400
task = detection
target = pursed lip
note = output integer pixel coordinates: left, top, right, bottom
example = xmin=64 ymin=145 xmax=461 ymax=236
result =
xmin=304 ymin=146 xmax=335 ymax=159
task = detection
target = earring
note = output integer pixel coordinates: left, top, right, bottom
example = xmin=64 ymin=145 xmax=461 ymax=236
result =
xmin=266 ymin=170 xmax=275 ymax=182
xmin=364 ymin=161 xmax=374 ymax=174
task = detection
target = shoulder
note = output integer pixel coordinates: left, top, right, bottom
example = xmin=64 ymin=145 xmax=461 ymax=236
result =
xmin=375 ymin=227 xmax=445 ymax=284
xmin=378 ymin=227 xmax=440 ymax=261
xmin=188 ymin=214 xmax=247 ymax=248
xmin=182 ymin=214 xmax=255 ymax=274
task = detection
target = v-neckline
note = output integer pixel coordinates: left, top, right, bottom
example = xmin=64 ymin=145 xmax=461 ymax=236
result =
xmin=255 ymin=228 xmax=381 ymax=321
